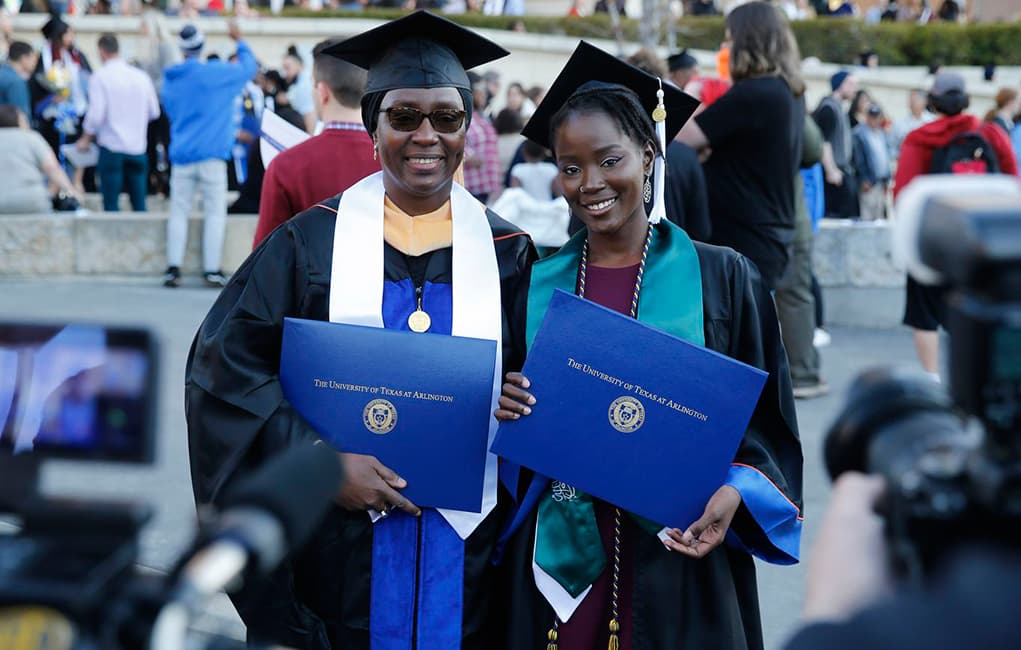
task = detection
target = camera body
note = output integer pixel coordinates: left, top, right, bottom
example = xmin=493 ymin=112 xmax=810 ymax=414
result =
xmin=825 ymin=178 xmax=1021 ymax=581
xmin=0 ymin=322 xmax=161 ymax=647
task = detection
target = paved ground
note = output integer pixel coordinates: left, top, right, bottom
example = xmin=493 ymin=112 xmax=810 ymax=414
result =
xmin=0 ymin=278 xmax=919 ymax=648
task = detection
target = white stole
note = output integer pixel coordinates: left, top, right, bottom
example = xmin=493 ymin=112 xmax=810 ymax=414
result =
xmin=328 ymin=172 xmax=503 ymax=540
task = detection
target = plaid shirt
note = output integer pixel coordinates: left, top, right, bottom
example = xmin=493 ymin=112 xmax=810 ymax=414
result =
xmin=463 ymin=112 xmax=501 ymax=198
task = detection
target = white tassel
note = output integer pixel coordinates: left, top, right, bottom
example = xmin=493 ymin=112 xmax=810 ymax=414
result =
xmin=649 ymin=81 xmax=668 ymax=225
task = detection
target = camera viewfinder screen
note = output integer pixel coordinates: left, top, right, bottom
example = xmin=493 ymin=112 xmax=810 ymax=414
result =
xmin=0 ymin=324 xmax=155 ymax=463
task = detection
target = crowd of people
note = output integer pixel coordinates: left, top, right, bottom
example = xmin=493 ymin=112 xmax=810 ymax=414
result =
xmin=812 ymin=70 xmax=1021 ymax=223
xmin=0 ymin=0 xmax=986 ymax=21
xmin=0 ymin=0 xmax=530 ymax=18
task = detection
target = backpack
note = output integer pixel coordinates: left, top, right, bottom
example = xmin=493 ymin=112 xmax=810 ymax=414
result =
xmin=929 ymin=131 xmax=1001 ymax=175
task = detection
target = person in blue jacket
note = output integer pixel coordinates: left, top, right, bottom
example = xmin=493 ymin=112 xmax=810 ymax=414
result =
xmin=161 ymin=21 xmax=257 ymax=289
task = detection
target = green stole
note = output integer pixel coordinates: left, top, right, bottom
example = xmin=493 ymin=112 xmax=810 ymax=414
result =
xmin=527 ymin=220 xmax=706 ymax=599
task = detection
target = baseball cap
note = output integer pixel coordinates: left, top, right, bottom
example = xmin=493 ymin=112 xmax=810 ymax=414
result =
xmin=930 ymin=71 xmax=965 ymax=97
xmin=178 ymin=25 xmax=205 ymax=54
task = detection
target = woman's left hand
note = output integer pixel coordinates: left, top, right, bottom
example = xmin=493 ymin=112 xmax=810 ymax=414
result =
xmin=662 ymin=485 xmax=742 ymax=559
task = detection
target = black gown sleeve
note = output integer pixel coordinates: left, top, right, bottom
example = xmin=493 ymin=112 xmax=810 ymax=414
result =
xmin=502 ymin=235 xmax=538 ymax=375
xmin=698 ymin=243 xmax=804 ymax=564
xmin=185 ymin=216 xmax=332 ymax=649
xmin=186 ymin=220 xmax=322 ymax=506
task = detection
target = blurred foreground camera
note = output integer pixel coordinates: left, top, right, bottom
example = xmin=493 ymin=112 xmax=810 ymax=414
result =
xmin=0 ymin=322 xmax=343 ymax=649
xmin=825 ymin=177 xmax=1021 ymax=582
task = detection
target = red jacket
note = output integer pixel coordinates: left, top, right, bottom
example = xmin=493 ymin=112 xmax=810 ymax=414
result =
xmin=255 ymin=125 xmax=379 ymax=248
xmin=893 ymin=113 xmax=1019 ymax=199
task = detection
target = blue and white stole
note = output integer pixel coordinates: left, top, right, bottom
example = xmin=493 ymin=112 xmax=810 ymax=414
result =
xmin=329 ymin=172 xmax=503 ymax=649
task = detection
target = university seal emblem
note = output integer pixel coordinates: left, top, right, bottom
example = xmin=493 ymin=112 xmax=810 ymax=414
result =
xmin=608 ymin=396 xmax=645 ymax=433
xmin=363 ymin=399 xmax=397 ymax=434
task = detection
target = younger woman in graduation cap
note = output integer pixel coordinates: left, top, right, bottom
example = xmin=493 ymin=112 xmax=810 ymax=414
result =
xmin=185 ymin=11 xmax=535 ymax=650
xmin=494 ymin=43 xmax=803 ymax=650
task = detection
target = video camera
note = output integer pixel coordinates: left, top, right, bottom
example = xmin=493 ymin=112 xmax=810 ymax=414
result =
xmin=0 ymin=322 xmax=343 ymax=649
xmin=823 ymin=176 xmax=1021 ymax=582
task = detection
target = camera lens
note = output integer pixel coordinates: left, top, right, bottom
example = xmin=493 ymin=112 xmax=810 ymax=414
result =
xmin=824 ymin=367 xmax=958 ymax=481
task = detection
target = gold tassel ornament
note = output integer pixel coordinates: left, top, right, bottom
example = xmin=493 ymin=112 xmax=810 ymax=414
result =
xmin=608 ymin=619 xmax=620 ymax=650
xmin=546 ymin=622 xmax=559 ymax=650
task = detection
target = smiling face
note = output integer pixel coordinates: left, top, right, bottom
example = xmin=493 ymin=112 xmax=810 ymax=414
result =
xmin=376 ymin=87 xmax=466 ymax=215
xmin=553 ymin=110 xmax=653 ymax=239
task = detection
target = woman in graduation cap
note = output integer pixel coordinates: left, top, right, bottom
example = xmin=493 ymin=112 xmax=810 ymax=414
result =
xmin=30 ymin=15 xmax=91 ymax=156
xmin=494 ymin=43 xmax=803 ymax=650
xmin=185 ymin=11 xmax=535 ymax=650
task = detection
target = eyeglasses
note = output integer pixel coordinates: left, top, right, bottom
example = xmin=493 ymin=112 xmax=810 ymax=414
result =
xmin=379 ymin=107 xmax=466 ymax=134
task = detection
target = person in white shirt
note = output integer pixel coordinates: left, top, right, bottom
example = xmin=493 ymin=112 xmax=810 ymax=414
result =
xmin=493 ymin=139 xmax=569 ymax=251
xmin=281 ymin=44 xmax=315 ymax=133
xmin=891 ymin=88 xmax=934 ymax=158
xmin=509 ymin=139 xmax=558 ymax=201
xmin=78 ymin=33 xmax=160 ymax=212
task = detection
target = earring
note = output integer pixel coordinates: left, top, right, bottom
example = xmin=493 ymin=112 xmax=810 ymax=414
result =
xmin=373 ymin=143 xmax=378 ymax=161
xmin=643 ymin=175 xmax=652 ymax=203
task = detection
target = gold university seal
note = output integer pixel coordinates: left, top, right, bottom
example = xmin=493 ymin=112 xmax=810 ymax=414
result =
xmin=608 ymin=396 xmax=645 ymax=433
xmin=363 ymin=399 xmax=397 ymax=434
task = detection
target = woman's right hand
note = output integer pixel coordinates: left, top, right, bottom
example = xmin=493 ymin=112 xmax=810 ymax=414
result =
xmin=495 ymin=372 xmax=535 ymax=421
xmin=335 ymin=452 xmax=421 ymax=516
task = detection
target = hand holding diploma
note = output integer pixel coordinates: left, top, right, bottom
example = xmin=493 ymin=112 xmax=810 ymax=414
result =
xmin=495 ymin=372 xmax=534 ymax=420
xmin=661 ymin=485 xmax=741 ymax=558
xmin=335 ymin=452 xmax=421 ymax=517
xmin=495 ymin=370 xmax=742 ymax=559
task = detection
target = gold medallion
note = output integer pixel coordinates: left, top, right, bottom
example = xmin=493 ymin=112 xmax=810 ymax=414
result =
xmin=408 ymin=309 xmax=432 ymax=333
xmin=652 ymin=106 xmax=667 ymax=123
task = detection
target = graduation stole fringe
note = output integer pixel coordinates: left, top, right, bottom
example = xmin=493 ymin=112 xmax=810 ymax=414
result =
xmin=526 ymin=219 xmax=705 ymax=623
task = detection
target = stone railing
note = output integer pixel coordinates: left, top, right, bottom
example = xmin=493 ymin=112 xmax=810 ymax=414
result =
xmin=813 ymin=219 xmax=904 ymax=328
xmin=1 ymin=211 xmax=906 ymax=326
xmin=0 ymin=213 xmax=257 ymax=277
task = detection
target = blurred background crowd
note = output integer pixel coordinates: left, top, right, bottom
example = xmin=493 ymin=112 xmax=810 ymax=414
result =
xmin=0 ymin=0 xmax=1015 ymax=22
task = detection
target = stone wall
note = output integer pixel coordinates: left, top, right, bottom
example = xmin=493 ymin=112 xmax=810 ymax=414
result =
xmin=0 ymin=212 xmax=907 ymax=326
xmin=0 ymin=213 xmax=257 ymax=277
xmin=813 ymin=219 xmax=905 ymax=328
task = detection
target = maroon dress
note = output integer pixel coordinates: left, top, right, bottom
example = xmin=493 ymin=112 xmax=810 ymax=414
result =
xmin=558 ymin=262 xmax=641 ymax=650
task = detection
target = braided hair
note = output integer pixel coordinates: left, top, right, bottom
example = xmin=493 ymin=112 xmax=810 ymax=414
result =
xmin=547 ymin=82 xmax=661 ymax=160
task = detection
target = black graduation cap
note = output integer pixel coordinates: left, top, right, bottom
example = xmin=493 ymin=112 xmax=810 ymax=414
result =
xmin=521 ymin=41 xmax=700 ymax=151
xmin=321 ymin=11 xmax=509 ymax=94
xmin=667 ymin=49 xmax=698 ymax=72
xmin=41 ymin=15 xmax=70 ymax=41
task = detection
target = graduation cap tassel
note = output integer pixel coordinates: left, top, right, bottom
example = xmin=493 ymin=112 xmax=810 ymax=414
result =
xmin=649 ymin=80 xmax=668 ymax=225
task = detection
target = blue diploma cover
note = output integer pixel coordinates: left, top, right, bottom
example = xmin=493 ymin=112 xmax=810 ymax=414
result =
xmin=280 ymin=318 xmax=497 ymax=512
xmin=491 ymin=291 xmax=768 ymax=528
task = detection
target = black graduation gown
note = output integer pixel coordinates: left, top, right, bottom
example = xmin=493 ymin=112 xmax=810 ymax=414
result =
xmin=663 ymin=141 xmax=712 ymax=243
xmin=501 ymin=242 xmax=803 ymax=650
xmin=29 ymin=49 xmax=92 ymax=151
xmin=185 ymin=194 xmax=536 ymax=649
